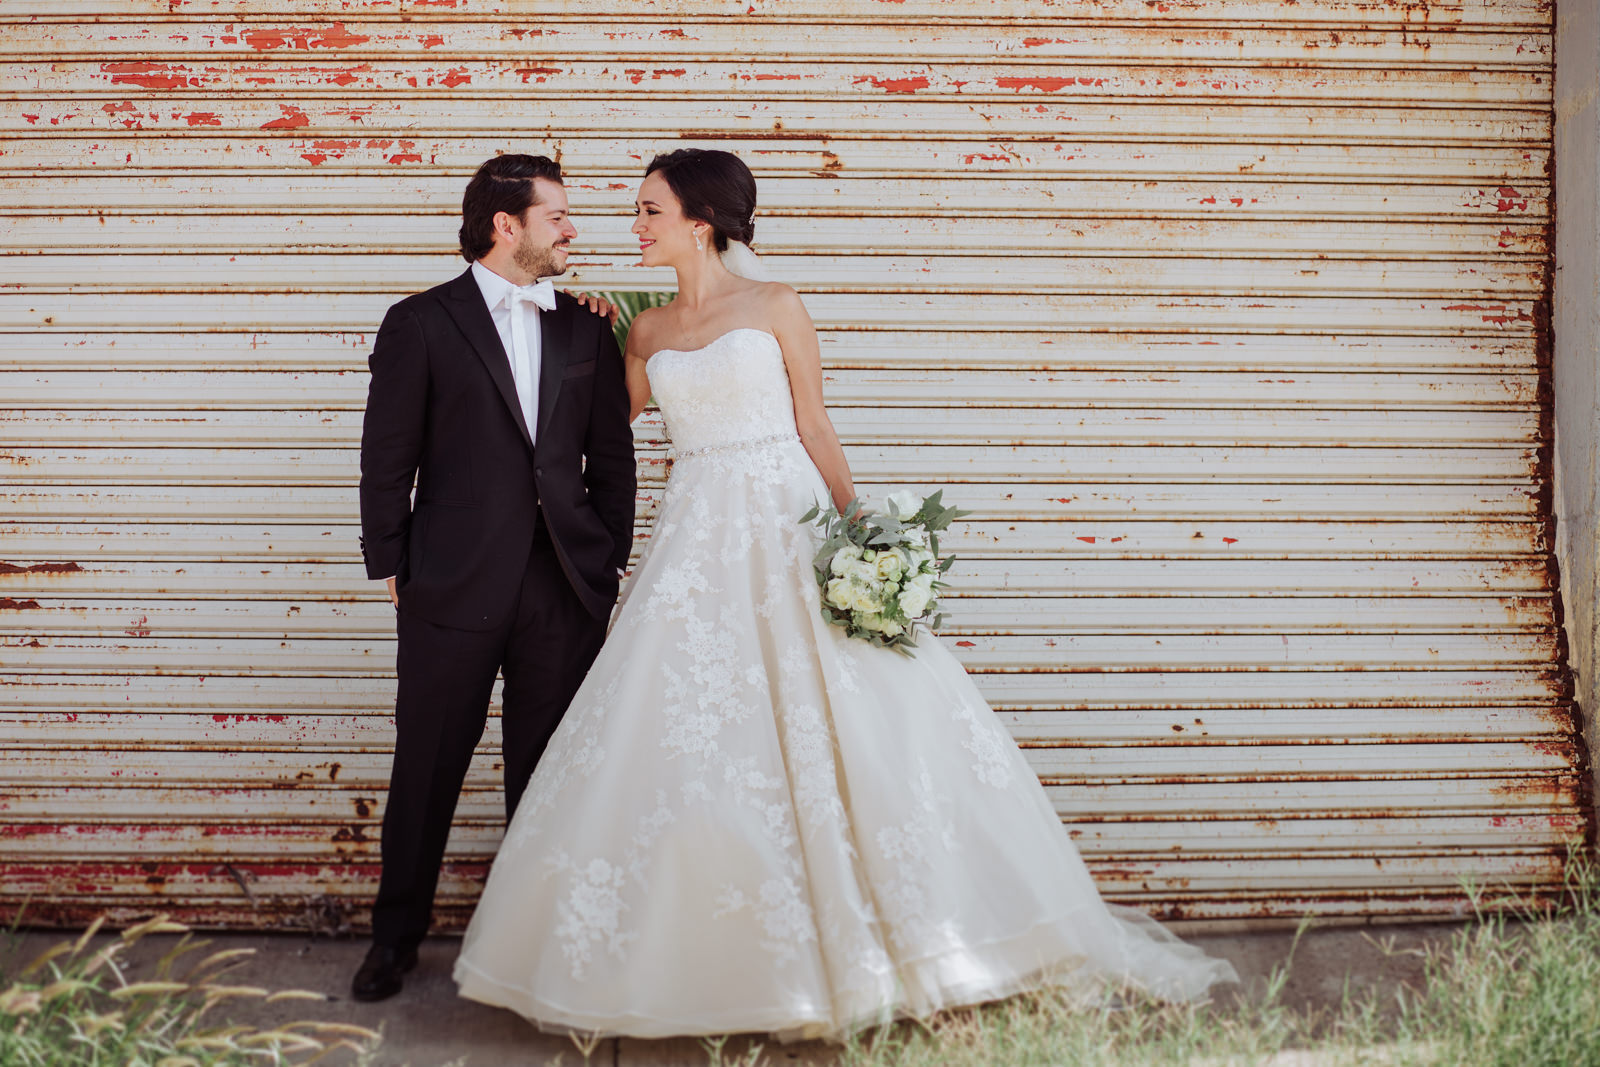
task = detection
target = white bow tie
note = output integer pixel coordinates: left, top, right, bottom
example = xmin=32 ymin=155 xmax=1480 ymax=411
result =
xmin=508 ymin=279 xmax=557 ymax=312
xmin=502 ymin=279 xmax=553 ymax=440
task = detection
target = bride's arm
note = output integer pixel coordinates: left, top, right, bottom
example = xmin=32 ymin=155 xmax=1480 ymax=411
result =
xmin=770 ymin=285 xmax=858 ymax=512
xmin=622 ymin=308 xmax=657 ymax=424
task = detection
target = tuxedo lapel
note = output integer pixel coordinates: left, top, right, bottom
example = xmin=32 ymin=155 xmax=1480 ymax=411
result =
xmin=535 ymin=300 xmax=573 ymax=447
xmin=437 ymin=269 xmax=534 ymax=451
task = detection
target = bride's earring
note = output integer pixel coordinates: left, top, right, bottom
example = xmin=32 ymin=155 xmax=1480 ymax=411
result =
xmin=694 ymin=230 xmax=703 ymax=251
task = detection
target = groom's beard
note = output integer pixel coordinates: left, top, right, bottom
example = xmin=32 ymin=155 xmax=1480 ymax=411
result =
xmin=515 ymin=232 xmax=568 ymax=280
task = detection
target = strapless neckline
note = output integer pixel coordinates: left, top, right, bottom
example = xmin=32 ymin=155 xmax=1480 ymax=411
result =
xmin=649 ymin=327 xmax=778 ymax=359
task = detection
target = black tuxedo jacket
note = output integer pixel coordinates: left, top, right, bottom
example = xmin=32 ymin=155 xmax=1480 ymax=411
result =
xmin=358 ymin=269 xmax=637 ymax=629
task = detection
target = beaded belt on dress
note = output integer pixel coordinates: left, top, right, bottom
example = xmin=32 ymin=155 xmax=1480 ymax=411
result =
xmin=672 ymin=432 xmax=800 ymax=458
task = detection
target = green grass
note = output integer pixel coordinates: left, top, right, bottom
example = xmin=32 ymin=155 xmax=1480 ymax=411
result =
xmin=0 ymin=915 xmax=380 ymax=1066
xmin=733 ymin=854 xmax=1600 ymax=1067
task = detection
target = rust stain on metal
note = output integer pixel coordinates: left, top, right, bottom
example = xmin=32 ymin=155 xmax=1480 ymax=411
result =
xmin=0 ymin=561 xmax=83 ymax=576
xmin=0 ymin=1 xmax=1580 ymax=931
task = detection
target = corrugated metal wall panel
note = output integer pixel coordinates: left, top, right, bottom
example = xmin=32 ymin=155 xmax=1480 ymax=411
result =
xmin=1 ymin=0 xmax=1584 ymax=930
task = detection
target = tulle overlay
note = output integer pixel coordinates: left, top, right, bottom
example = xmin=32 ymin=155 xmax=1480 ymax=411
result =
xmin=454 ymin=329 xmax=1235 ymax=1039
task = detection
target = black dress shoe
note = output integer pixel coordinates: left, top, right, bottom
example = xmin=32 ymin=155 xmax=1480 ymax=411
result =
xmin=351 ymin=942 xmax=418 ymax=1002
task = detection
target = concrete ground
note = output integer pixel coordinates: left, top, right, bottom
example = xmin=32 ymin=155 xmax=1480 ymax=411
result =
xmin=2 ymin=922 xmax=1453 ymax=1067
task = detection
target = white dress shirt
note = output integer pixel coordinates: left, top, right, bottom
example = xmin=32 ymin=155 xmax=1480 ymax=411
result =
xmin=470 ymin=259 xmax=549 ymax=442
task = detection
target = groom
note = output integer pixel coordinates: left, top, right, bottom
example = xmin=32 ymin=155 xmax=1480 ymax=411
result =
xmin=354 ymin=154 xmax=636 ymax=1001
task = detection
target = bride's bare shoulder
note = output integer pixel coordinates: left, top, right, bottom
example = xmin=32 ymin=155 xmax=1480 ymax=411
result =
xmin=624 ymin=304 xmax=670 ymax=359
xmin=752 ymin=280 xmax=805 ymax=314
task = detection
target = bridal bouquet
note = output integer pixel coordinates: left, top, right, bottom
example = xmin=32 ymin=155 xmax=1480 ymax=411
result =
xmin=799 ymin=489 xmax=968 ymax=654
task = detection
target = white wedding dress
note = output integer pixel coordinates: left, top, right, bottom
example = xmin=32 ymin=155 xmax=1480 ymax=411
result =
xmin=453 ymin=327 xmax=1236 ymax=1039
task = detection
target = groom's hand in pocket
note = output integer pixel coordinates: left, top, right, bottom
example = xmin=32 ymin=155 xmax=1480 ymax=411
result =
xmin=384 ymin=577 xmax=398 ymax=609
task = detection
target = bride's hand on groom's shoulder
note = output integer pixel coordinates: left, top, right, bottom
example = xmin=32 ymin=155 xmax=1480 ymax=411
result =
xmin=564 ymin=290 xmax=619 ymax=324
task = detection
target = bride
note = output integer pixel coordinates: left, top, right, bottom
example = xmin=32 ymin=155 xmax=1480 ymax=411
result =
xmin=453 ymin=148 xmax=1236 ymax=1040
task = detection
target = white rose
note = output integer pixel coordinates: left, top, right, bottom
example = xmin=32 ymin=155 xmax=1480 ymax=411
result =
xmin=901 ymin=574 xmax=938 ymax=617
xmin=874 ymin=550 xmax=905 ymax=581
xmin=886 ymin=489 xmax=923 ymax=518
xmin=830 ymin=579 xmax=866 ymax=614
xmin=847 ymin=559 xmax=879 ymax=584
xmin=878 ymin=617 xmax=905 ymax=637
xmin=829 ymin=544 xmax=863 ymax=576
xmin=898 ymin=584 xmax=932 ymax=619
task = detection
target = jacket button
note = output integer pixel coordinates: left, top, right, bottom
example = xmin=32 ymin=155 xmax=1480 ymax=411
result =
xmin=535 ymin=467 xmax=543 ymax=478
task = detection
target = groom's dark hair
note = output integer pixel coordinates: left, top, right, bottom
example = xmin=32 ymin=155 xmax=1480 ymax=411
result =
xmin=459 ymin=154 xmax=564 ymax=261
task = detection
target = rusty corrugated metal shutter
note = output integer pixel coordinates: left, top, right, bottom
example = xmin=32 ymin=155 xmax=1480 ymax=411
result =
xmin=1 ymin=0 xmax=1584 ymax=928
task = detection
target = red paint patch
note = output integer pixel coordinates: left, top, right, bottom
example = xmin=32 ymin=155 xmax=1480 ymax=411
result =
xmin=99 ymin=101 xmax=146 ymax=130
xmin=1222 ymin=537 xmax=1238 ymax=544
xmin=1442 ymin=303 xmax=1528 ymax=326
xmin=261 ymin=104 xmax=309 ymax=129
xmin=101 ymin=61 xmax=196 ymax=90
xmin=515 ymin=66 xmax=563 ymax=83
xmin=853 ymin=75 xmax=930 ymax=94
xmin=997 ymin=76 xmax=1073 ymax=92
xmin=243 ymin=23 xmax=372 ymax=51
xmin=183 ymin=111 xmax=221 ymax=127
xmin=1076 ymin=536 xmax=1096 ymax=544
xmin=439 ymin=68 xmax=472 ymax=87
xmin=0 ymin=598 xmax=41 ymax=610
xmin=1494 ymin=186 xmax=1529 ymax=211
xmin=955 ymin=640 xmax=976 ymax=647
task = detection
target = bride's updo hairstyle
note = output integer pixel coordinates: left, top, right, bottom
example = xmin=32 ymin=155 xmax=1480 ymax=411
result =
xmin=645 ymin=148 xmax=757 ymax=253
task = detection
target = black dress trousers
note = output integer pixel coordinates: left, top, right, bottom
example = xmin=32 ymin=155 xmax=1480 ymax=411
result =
xmin=370 ymin=513 xmax=609 ymax=950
